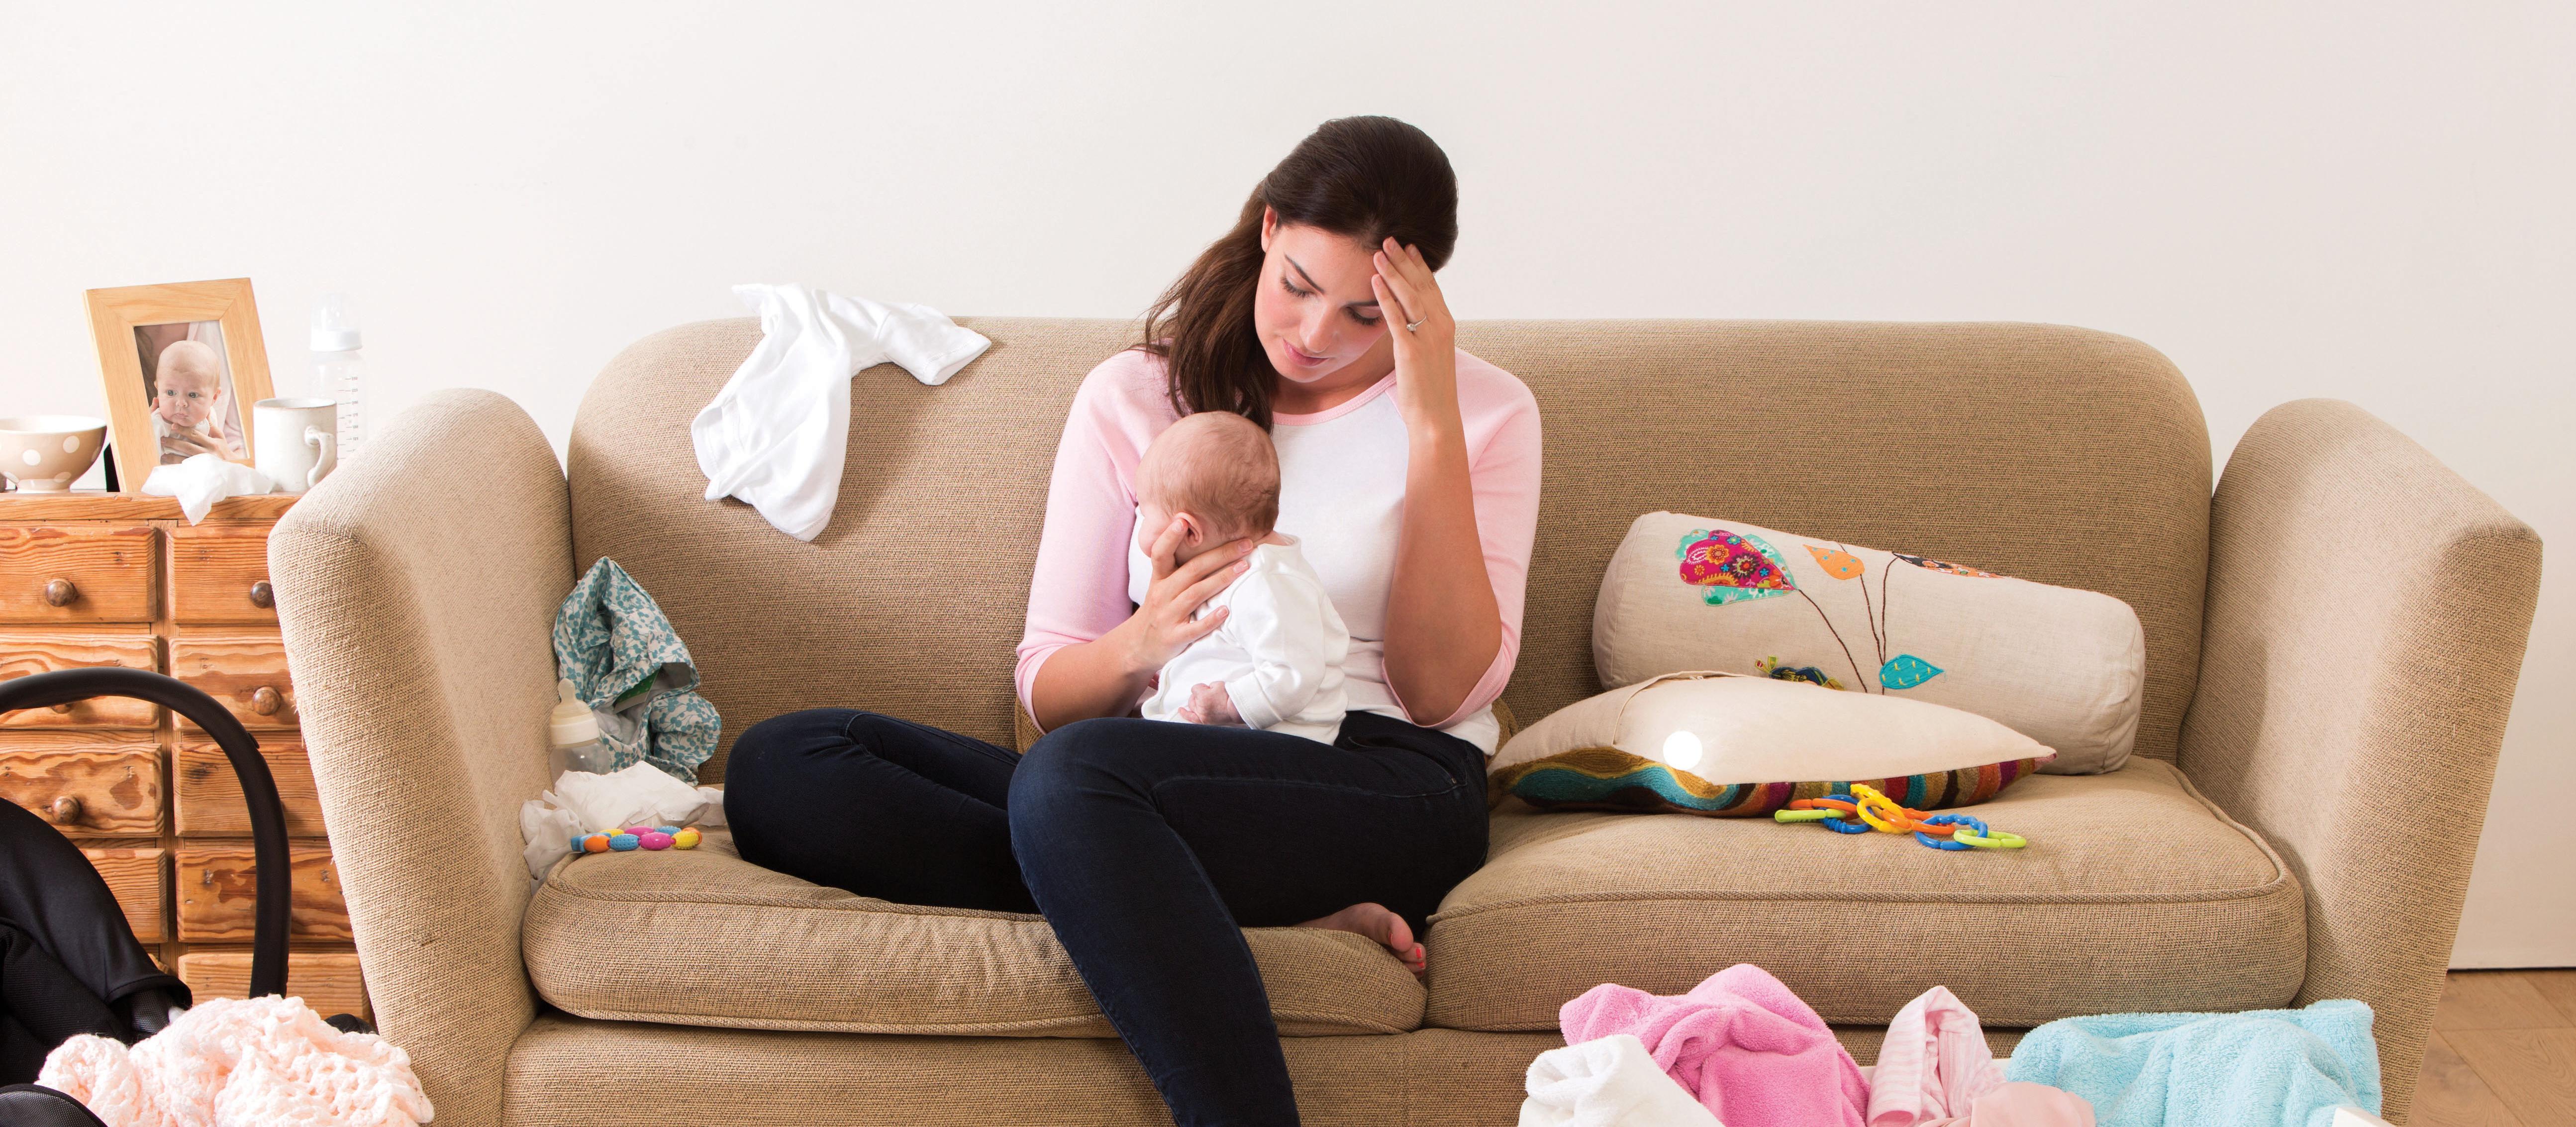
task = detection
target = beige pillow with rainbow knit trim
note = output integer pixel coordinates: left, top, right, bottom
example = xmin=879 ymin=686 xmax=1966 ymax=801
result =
xmin=1490 ymin=671 xmax=2054 ymax=814
xmin=1594 ymin=512 xmax=2144 ymax=774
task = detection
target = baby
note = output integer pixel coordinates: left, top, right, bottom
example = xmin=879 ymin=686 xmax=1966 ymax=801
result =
xmin=1133 ymin=410 xmax=1351 ymax=743
xmin=152 ymin=340 xmax=241 ymax=463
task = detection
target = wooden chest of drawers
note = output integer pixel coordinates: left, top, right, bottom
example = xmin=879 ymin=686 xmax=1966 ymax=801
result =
xmin=0 ymin=491 xmax=367 ymax=1020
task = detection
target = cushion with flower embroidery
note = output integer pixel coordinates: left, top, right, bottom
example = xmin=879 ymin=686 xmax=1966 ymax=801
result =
xmin=1591 ymin=512 xmax=2143 ymax=774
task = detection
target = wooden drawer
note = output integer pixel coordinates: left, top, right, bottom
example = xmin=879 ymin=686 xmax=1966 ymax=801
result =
xmin=169 ymin=631 xmax=297 ymax=730
xmin=168 ymin=524 xmax=280 ymax=625
xmin=175 ymin=844 xmax=350 ymax=941
xmin=176 ymin=950 xmax=368 ymax=1022
xmin=0 ymin=733 xmax=162 ymax=836
xmin=84 ymin=847 xmax=168 ymax=944
xmin=0 ymin=630 xmax=162 ymax=728
xmin=0 ymin=525 xmax=156 ymax=623
xmin=176 ymin=739 xmax=325 ymax=837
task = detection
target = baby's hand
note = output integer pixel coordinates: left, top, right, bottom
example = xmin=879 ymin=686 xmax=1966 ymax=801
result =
xmin=1175 ymin=681 xmax=1242 ymax=726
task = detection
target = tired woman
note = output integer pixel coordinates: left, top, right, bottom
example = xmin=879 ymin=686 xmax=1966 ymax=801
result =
xmin=724 ymin=115 xmax=1542 ymax=1126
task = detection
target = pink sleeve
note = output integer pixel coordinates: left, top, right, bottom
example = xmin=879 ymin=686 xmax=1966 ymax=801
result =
xmin=1013 ymin=351 xmax=1171 ymax=728
xmin=1388 ymin=362 xmax=1544 ymax=728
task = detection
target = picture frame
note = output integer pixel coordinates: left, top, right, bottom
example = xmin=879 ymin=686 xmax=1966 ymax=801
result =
xmin=86 ymin=277 xmax=276 ymax=493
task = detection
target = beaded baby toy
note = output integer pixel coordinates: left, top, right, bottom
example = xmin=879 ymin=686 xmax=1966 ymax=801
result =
xmin=570 ymin=824 xmax=705 ymax=856
xmin=1772 ymin=783 xmax=2028 ymax=852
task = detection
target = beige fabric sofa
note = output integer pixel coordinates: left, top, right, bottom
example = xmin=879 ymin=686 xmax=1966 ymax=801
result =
xmin=268 ymin=318 xmax=2541 ymax=1126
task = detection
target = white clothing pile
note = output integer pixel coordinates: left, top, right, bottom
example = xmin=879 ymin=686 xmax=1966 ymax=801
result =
xmin=692 ymin=283 xmax=990 ymax=541
xmin=38 ymin=995 xmax=433 ymax=1127
xmin=1520 ymin=1033 xmax=1720 ymax=1127
xmin=519 ymin=761 xmax=727 ymax=882
xmin=1138 ymin=536 xmax=1350 ymax=743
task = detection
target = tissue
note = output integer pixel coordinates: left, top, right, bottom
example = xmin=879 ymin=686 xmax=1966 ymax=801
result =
xmin=519 ymin=762 xmax=726 ymax=882
xmin=143 ymin=453 xmax=274 ymax=523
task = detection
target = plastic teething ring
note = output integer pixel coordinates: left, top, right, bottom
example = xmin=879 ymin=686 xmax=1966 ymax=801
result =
xmin=1851 ymin=787 xmax=1913 ymax=833
xmin=1914 ymin=813 xmax=1982 ymax=851
xmin=1952 ymin=826 xmax=2028 ymax=849
xmin=1774 ymin=809 xmax=1842 ymax=823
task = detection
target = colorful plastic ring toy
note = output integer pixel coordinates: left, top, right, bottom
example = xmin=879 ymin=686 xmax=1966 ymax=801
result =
xmin=1819 ymin=812 xmax=1874 ymax=834
xmin=1854 ymin=794 xmax=1913 ymax=833
xmin=1774 ymin=809 xmax=1842 ymax=823
xmin=1951 ymin=826 xmax=2027 ymax=849
xmin=1913 ymin=813 xmax=1982 ymax=851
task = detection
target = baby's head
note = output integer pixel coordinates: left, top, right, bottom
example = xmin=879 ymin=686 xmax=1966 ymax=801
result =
xmin=154 ymin=341 xmax=224 ymax=428
xmin=1134 ymin=411 xmax=1280 ymax=564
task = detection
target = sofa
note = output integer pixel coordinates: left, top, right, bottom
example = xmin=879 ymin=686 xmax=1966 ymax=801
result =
xmin=267 ymin=317 xmax=2541 ymax=1126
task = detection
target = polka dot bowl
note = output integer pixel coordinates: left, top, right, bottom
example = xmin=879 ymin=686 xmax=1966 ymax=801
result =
xmin=0 ymin=416 xmax=109 ymax=493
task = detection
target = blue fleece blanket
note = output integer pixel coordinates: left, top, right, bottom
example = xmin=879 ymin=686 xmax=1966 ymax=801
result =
xmin=2005 ymin=1000 xmax=2379 ymax=1127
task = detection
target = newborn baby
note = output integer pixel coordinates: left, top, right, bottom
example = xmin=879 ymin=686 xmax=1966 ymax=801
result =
xmin=152 ymin=339 xmax=241 ymax=463
xmin=1134 ymin=410 xmax=1351 ymax=743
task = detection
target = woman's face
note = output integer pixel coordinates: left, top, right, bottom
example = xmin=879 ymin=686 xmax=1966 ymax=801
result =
xmin=1254 ymin=210 xmax=1393 ymax=392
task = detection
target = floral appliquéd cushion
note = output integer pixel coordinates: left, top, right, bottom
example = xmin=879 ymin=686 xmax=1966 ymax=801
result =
xmin=1593 ymin=512 xmax=2145 ymax=774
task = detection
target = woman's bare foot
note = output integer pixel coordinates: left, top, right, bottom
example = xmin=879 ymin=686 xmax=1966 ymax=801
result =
xmin=1296 ymin=902 xmax=1426 ymax=977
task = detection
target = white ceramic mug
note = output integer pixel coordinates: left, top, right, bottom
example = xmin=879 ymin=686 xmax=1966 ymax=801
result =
xmin=254 ymin=398 xmax=337 ymax=493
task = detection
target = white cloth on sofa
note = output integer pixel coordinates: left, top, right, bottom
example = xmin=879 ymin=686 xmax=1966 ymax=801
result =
xmin=691 ymin=283 xmax=989 ymax=541
xmin=1520 ymin=1033 xmax=1723 ymax=1127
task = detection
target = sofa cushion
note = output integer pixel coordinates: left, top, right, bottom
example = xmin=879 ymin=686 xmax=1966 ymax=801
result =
xmin=523 ymin=830 xmax=1425 ymax=1036
xmin=1592 ymin=512 xmax=2148 ymax=774
xmin=1424 ymin=758 xmax=2302 ymax=1030
xmin=1488 ymin=672 xmax=2053 ymax=816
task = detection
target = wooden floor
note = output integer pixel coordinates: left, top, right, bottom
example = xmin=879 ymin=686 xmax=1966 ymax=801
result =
xmin=2415 ymin=970 xmax=2576 ymax=1126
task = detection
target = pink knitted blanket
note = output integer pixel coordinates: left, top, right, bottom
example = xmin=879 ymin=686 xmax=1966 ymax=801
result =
xmin=37 ymin=995 xmax=433 ymax=1127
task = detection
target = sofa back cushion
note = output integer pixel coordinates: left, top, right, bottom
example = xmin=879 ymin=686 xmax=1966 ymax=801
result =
xmin=568 ymin=317 xmax=2209 ymax=781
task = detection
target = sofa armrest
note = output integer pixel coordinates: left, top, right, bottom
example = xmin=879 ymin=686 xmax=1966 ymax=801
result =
xmin=271 ymin=390 xmax=572 ymax=1127
xmin=2181 ymin=399 xmax=2540 ymax=1123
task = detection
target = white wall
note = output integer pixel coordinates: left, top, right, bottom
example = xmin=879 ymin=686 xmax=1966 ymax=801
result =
xmin=4 ymin=2 xmax=2567 ymax=964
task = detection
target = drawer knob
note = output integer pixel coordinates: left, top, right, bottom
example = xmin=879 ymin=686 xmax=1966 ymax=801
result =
xmin=249 ymin=580 xmax=275 ymax=609
xmin=251 ymin=686 xmax=283 ymax=715
xmin=43 ymin=578 xmax=78 ymax=607
xmin=48 ymin=795 xmax=82 ymax=823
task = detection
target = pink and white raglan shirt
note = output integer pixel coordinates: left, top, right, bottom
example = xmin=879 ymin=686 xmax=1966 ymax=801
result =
xmin=1014 ymin=347 xmax=1543 ymax=755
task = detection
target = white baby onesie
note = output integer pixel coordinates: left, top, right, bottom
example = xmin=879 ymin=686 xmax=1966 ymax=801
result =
xmin=1138 ymin=536 xmax=1351 ymax=743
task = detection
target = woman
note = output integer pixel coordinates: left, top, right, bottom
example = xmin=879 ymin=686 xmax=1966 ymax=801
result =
xmin=725 ymin=115 xmax=1542 ymax=1126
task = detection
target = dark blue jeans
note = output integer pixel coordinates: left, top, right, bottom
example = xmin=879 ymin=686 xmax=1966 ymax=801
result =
xmin=722 ymin=708 xmax=1490 ymax=1127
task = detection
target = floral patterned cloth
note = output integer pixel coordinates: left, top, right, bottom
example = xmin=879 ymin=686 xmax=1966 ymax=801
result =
xmin=552 ymin=558 xmax=720 ymax=781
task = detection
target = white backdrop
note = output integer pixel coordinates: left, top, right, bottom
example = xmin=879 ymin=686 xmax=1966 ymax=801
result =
xmin=3 ymin=2 xmax=2567 ymax=965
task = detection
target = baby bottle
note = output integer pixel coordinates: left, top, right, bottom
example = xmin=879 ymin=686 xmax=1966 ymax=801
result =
xmin=309 ymin=293 xmax=368 ymax=459
xmin=549 ymin=679 xmax=614 ymax=777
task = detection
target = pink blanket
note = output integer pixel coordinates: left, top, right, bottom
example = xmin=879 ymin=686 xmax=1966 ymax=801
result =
xmin=37 ymin=995 xmax=433 ymax=1127
xmin=1869 ymin=985 xmax=2008 ymax=1125
xmin=1561 ymin=963 xmax=1870 ymax=1127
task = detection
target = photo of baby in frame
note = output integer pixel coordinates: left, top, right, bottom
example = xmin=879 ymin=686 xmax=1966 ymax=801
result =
xmin=133 ymin=320 xmax=248 ymax=463
xmin=86 ymin=278 xmax=275 ymax=492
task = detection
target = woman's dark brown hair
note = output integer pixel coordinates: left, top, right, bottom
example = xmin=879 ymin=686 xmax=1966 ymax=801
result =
xmin=1139 ymin=115 xmax=1458 ymax=429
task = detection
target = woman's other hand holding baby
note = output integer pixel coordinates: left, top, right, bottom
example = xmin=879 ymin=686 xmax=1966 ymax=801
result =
xmin=1112 ymin=514 xmax=1253 ymax=683
xmin=1175 ymin=681 xmax=1243 ymax=726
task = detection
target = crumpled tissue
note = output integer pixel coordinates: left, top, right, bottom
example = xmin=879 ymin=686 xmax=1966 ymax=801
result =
xmin=144 ymin=453 xmax=274 ymax=523
xmin=519 ymin=761 xmax=726 ymax=882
